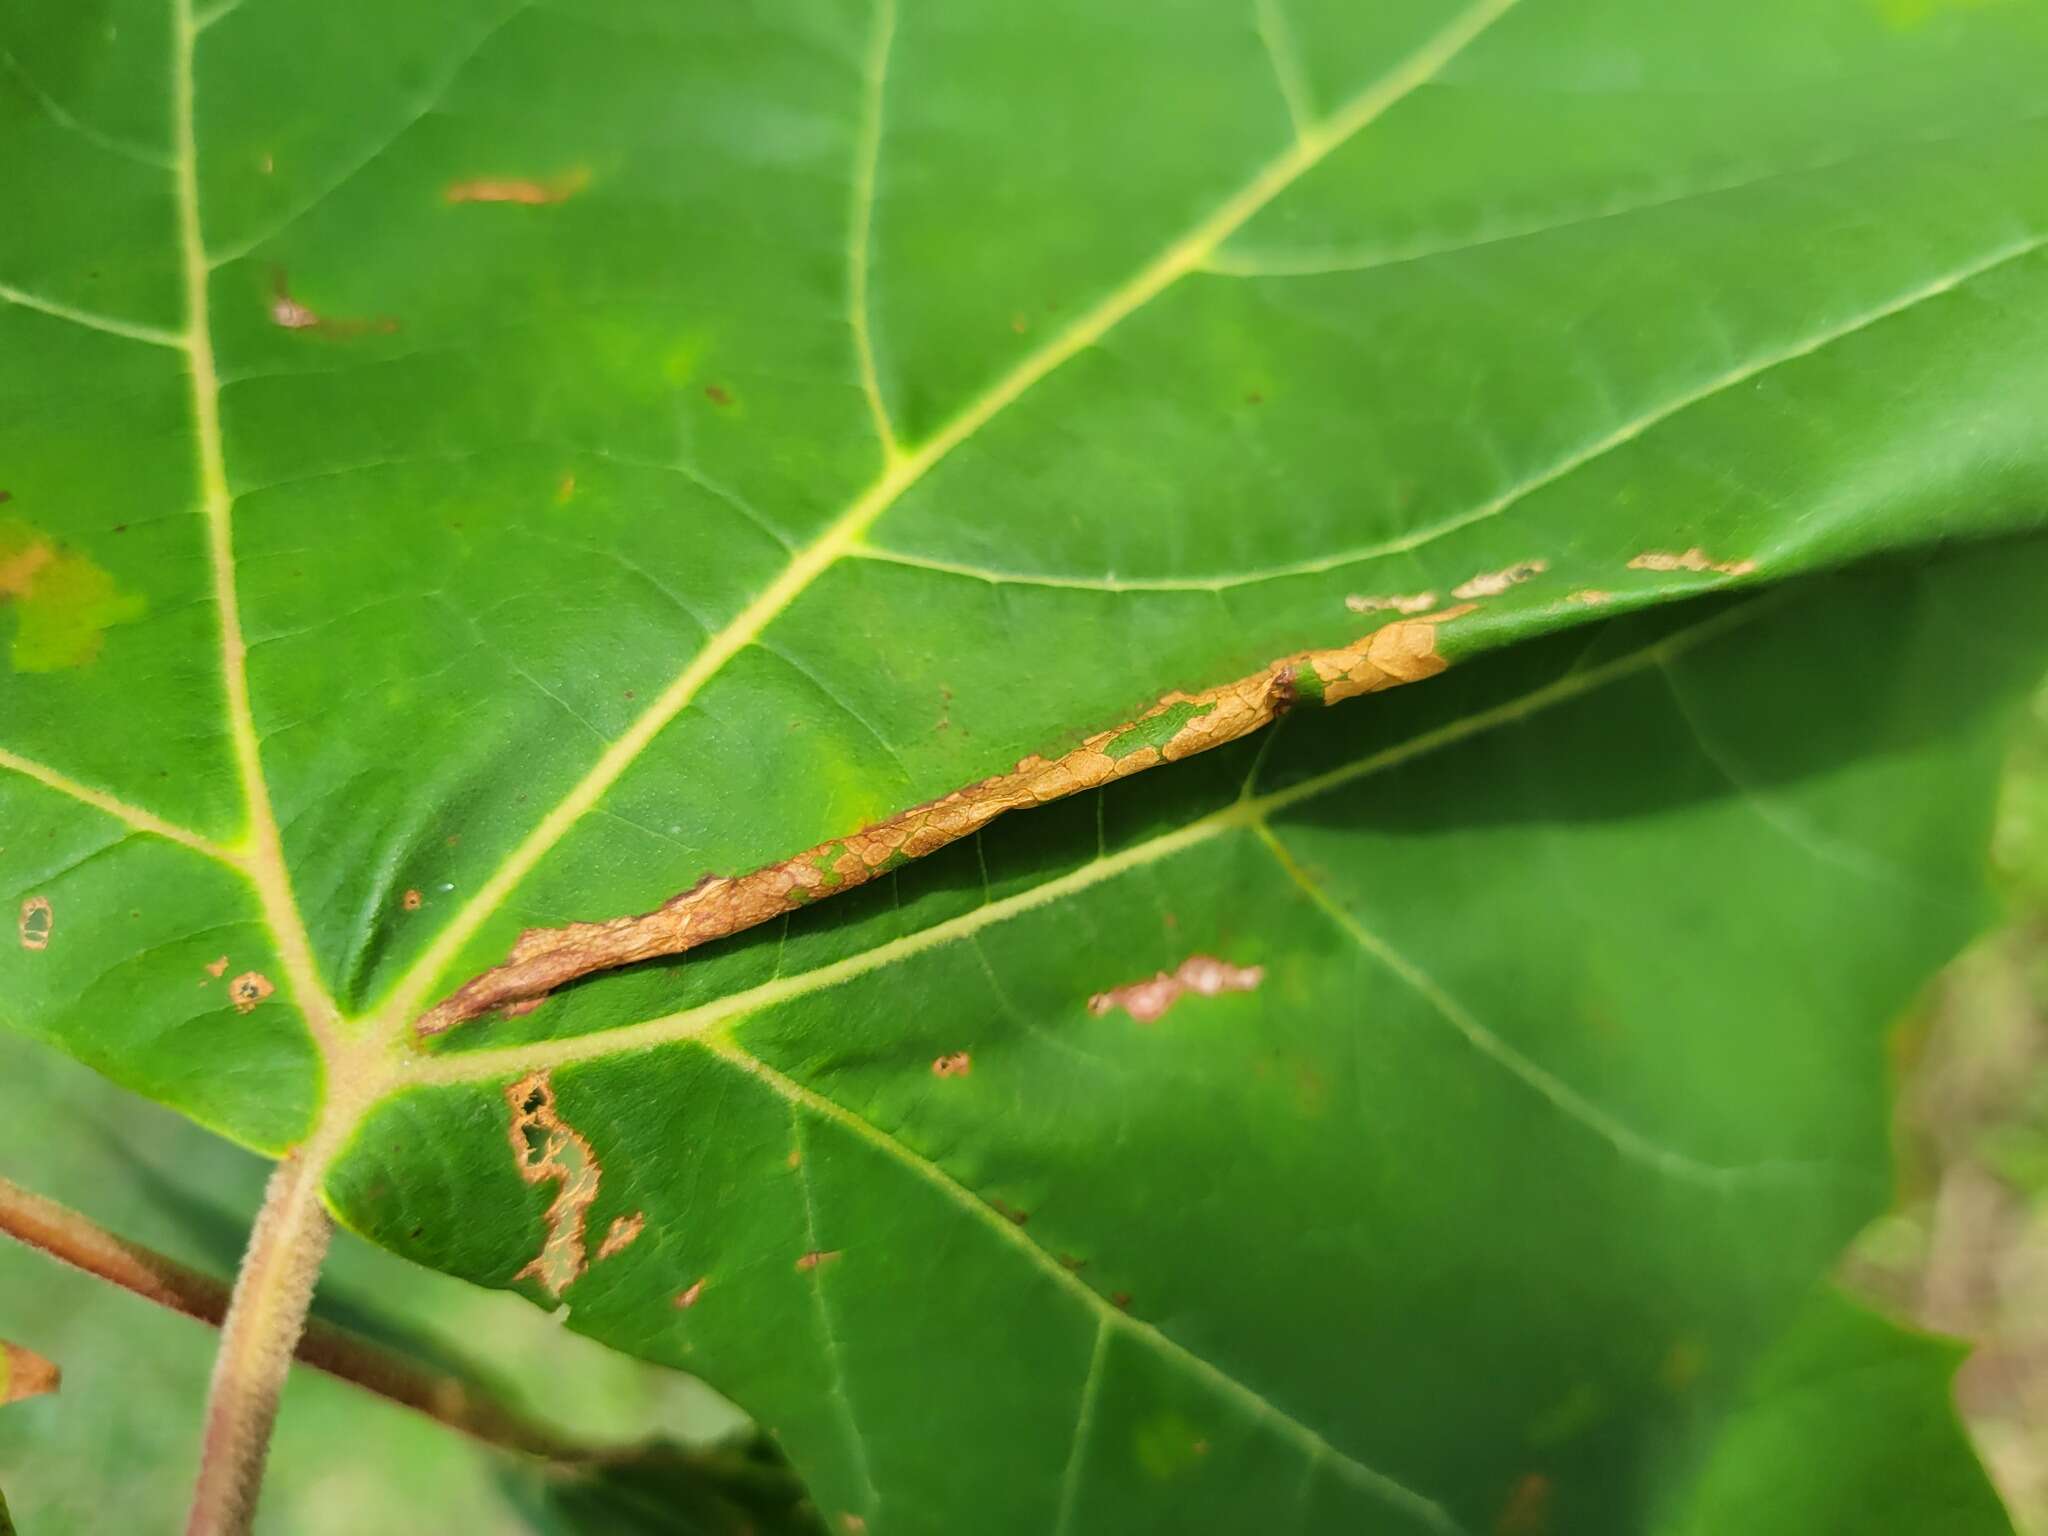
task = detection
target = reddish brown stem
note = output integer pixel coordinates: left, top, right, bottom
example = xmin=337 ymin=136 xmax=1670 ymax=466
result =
xmin=0 ymin=1172 xmax=592 ymax=1464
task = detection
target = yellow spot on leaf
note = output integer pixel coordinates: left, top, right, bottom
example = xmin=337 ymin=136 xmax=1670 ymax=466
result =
xmin=1134 ymin=1411 xmax=1210 ymax=1479
xmin=0 ymin=518 xmax=145 ymax=671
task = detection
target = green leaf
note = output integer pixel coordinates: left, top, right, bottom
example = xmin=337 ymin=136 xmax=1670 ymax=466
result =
xmin=4 ymin=0 xmax=2047 ymax=1527
xmin=1657 ymin=1291 xmax=2011 ymax=1536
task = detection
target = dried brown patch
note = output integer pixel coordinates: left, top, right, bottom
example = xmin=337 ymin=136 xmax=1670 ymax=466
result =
xmin=1345 ymin=590 xmax=1436 ymax=616
xmin=228 ymin=971 xmax=273 ymax=1013
xmin=795 ymin=1249 xmax=840 ymax=1273
xmin=1088 ymin=953 xmax=1264 ymax=1025
xmin=596 ymin=1210 xmax=645 ymax=1261
xmin=17 ymin=895 xmax=52 ymax=951
xmin=2 ymin=1341 xmax=60 ymax=1403
xmin=444 ymin=168 xmax=589 ymax=205
xmin=1453 ymin=559 xmax=1548 ymax=599
xmin=401 ymin=888 xmax=423 ymax=911
xmin=415 ymin=609 xmax=1471 ymax=1036
xmin=674 ymin=1277 xmax=707 ymax=1309
xmin=1627 ymin=548 xmax=1755 ymax=576
xmin=1566 ymin=589 xmax=1612 ymax=606
xmin=504 ymin=1071 xmax=603 ymax=1297
xmin=931 ymin=1051 xmax=972 ymax=1078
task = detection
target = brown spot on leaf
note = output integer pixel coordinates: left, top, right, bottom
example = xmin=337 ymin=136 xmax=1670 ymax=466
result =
xmin=989 ymin=1198 xmax=1029 ymax=1226
xmin=704 ymin=384 xmax=732 ymax=406
xmin=931 ymin=1051 xmax=972 ymax=1078
xmin=1346 ymin=590 xmax=1436 ymax=616
xmin=596 ymin=1211 xmax=645 ymax=1261
xmin=502 ymin=994 xmax=547 ymax=1019
xmin=1453 ymin=559 xmax=1548 ymax=600
xmin=795 ymin=1249 xmax=840 ymax=1272
xmin=785 ymin=1145 xmax=801 ymax=1170
xmin=416 ymin=609 xmax=1470 ymax=1036
xmin=1566 ymin=589 xmax=1612 ymax=606
xmin=674 ymin=1277 xmax=707 ymax=1309
xmin=1494 ymin=1472 xmax=1551 ymax=1536
xmin=555 ymin=474 xmax=576 ymax=504
xmin=503 ymin=1070 xmax=603 ymax=1297
xmin=841 ymin=1516 xmax=868 ymax=1535
xmin=2 ymin=1341 xmax=60 ymax=1403
xmin=1627 ymin=547 xmax=1755 ymax=576
xmin=444 ymin=168 xmax=589 ymax=205
xmin=1088 ymin=953 xmax=1264 ymax=1025
xmin=401 ymin=888 xmax=423 ymax=911
xmin=205 ymin=955 xmax=229 ymax=977
xmin=1111 ymin=1291 xmax=1132 ymax=1310
xmin=227 ymin=972 xmax=273 ymax=1013
xmin=17 ymin=895 xmax=52 ymax=951
xmin=1659 ymin=1336 xmax=1706 ymax=1392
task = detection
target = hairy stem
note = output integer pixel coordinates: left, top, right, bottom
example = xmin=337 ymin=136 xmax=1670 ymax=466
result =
xmin=183 ymin=1151 xmax=332 ymax=1536
xmin=0 ymin=1174 xmax=594 ymax=1462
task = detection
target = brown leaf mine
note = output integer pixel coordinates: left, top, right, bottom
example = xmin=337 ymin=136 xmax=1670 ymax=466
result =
xmin=417 ymin=609 xmax=1470 ymax=1036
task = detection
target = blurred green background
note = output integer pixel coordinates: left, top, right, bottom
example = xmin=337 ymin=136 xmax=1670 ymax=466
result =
xmin=3 ymin=680 xmax=2045 ymax=1534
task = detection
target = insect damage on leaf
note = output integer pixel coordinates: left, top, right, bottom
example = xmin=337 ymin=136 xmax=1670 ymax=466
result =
xmin=595 ymin=1211 xmax=645 ymax=1261
xmin=1452 ymin=559 xmax=1548 ymax=599
xmin=226 ymin=971 xmax=273 ymax=1014
xmin=16 ymin=896 xmax=51 ymax=952
xmin=0 ymin=1342 xmax=59 ymax=1404
xmin=443 ymin=168 xmax=590 ymax=205
xmin=503 ymin=1070 xmax=605 ymax=1297
xmin=1345 ymin=590 xmax=1437 ymax=615
xmin=415 ymin=610 xmax=1471 ymax=1036
xmin=268 ymin=269 xmax=398 ymax=337
xmin=1628 ymin=547 xmax=1757 ymax=576
xmin=1088 ymin=954 xmax=1265 ymax=1024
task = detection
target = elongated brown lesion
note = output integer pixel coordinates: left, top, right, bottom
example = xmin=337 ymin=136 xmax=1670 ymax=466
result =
xmin=415 ymin=610 xmax=1470 ymax=1038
